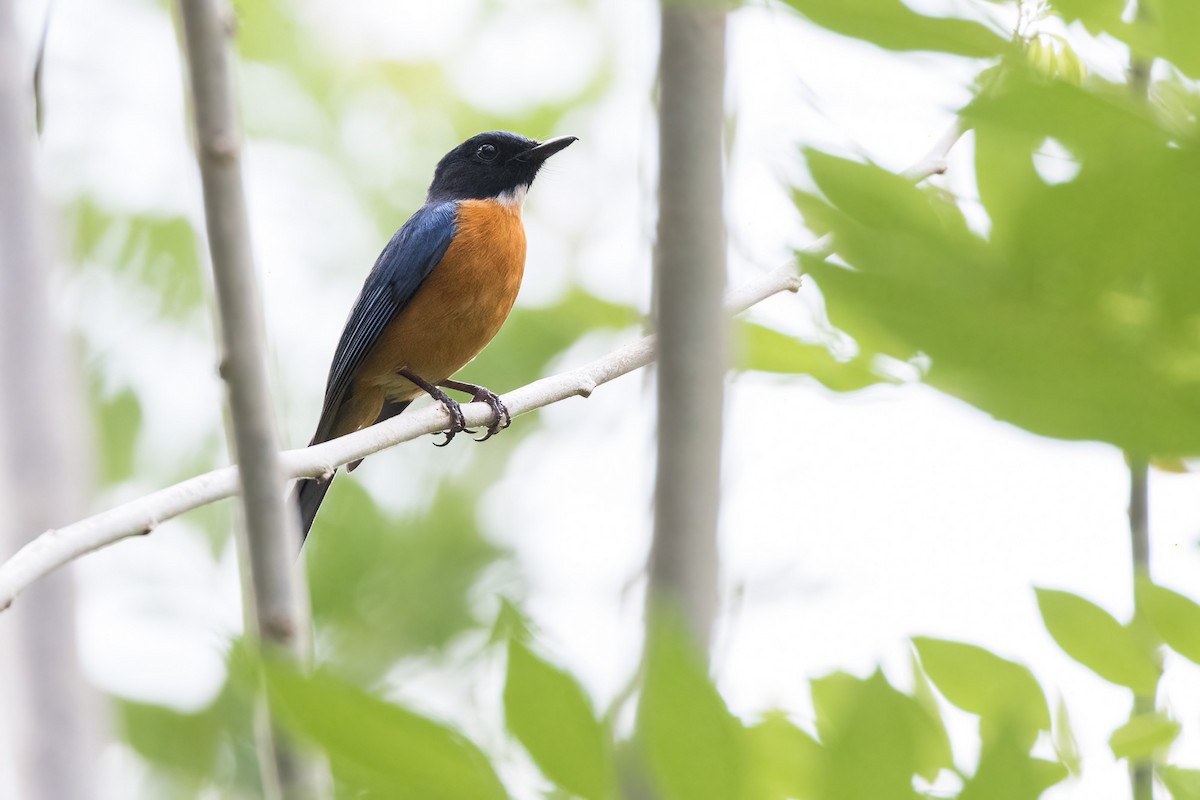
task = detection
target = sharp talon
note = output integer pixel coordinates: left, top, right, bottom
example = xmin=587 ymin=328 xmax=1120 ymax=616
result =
xmin=431 ymin=398 xmax=467 ymax=447
xmin=474 ymin=392 xmax=509 ymax=442
xmin=433 ymin=378 xmax=512 ymax=443
xmin=400 ymin=369 xmax=475 ymax=447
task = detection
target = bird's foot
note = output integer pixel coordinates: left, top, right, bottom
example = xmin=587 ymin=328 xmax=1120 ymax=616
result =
xmin=431 ymin=395 xmax=468 ymax=447
xmin=439 ymin=379 xmax=511 ymax=442
xmin=398 ymin=368 xmax=469 ymax=446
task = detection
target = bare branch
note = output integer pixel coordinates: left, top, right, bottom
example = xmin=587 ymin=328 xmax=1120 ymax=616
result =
xmin=0 ymin=268 xmax=800 ymax=613
xmin=901 ymin=119 xmax=965 ymax=181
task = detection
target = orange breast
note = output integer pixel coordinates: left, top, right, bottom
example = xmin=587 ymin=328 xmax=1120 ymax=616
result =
xmin=354 ymin=199 xmax=527 ymax=405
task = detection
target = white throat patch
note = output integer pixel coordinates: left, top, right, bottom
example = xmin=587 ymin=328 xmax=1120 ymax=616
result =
xmin=496 ymin=185 xmax=529 ymax=208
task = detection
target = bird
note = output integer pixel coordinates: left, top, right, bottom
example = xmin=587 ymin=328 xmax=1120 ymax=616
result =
xmin=293 ymin=131 xmax=577 ymax=540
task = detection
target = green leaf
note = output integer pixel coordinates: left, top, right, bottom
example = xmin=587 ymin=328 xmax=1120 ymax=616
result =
xmin=264 ymin=659 xmax=507 ymax=800
xmin=912 ymin=637 xmax=1049 ymax=746
xmin=1036 ymin=589 xmax=1160 ymax=695
xmin=117 ymin=698 xmax=220 ymax=781
xmin=1109 ymin=713 xmax=1180 ymax=760
xmin=1161 ymin=766 xmax=1200 ymax=800
xmin=735 ymin=321 xmax=884 ymax=391
xmin=782 ymin=0 xmax=1010 ymax=58
xmin=805 ymin=150 xmax=972 ymax=239
xmin=792 ymin=187 xmax=839 ymax=237
xmin=744 ymin=713 xmax=821 ymax=800
xmin=811 ymin=670 xmax=951 ymax=797
xmin=908 ymin=651 xmax=953 ymax=771
xmin=1052 ymin=697 xmax=1081 ymax=775
xmin=1137 ymin=579 xmax=1200 ymax=664
xmin=488 ymin=598 xmax=534 ymax=648
xmin=959 ymin=725 xmax=1067 ymax=800
xmin=638 ymin=605 xmax=744 ymax=800
xmin=504 ymin=639 xmax=615 ymax=800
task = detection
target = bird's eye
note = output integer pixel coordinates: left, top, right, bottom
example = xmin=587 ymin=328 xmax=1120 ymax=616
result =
xmin=476 ymin=143 xmax=498 ymax=161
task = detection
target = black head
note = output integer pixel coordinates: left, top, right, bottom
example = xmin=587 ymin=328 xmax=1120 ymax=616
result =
xmin=426 ymin=131 xmax=577 ymax=204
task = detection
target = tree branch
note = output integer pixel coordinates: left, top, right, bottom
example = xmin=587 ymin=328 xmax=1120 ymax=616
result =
xmin=0 ymin=114 xmax=965 ymax=616
xmin=0 ymin=267 xmax=799 ymax=613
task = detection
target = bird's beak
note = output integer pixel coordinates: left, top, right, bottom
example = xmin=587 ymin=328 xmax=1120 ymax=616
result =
xmin=514 ymin=135 xmax=578 ymax=163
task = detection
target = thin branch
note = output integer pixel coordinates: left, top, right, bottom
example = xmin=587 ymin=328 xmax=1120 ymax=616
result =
xmin=1126 ymin=10 xmax=1154 ymax=797
xmin=901 ymin=119 xmax=964 ymax=181
xmin=1129 ymin=456 xmax=1153 ymax=800
xmin=0 ymin=115 xmax=966 ymax=616
xmin=177 ymin=0 xmax=319 ymax=796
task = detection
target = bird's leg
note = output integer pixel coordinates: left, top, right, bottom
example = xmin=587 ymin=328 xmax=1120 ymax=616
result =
xmin=398 ymin=368 xmax=467 ymax=447
xmin=438 ymin=379 xmax=511 ymax=442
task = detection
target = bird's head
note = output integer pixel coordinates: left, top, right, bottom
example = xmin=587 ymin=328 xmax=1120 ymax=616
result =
xmin=426 ymin=131 xmax=577 ymax=205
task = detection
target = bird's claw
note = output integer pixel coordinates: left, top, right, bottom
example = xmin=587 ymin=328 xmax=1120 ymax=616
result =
xmin=473 ymin=390 xmax=511 ymax=442
xmin=423 ymin=377 xmax=511 ymax=444
xmin=431 ymin=398 xmax=468 ymax=447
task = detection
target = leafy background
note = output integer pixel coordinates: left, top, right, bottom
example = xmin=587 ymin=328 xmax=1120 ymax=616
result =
xmin=3 ymin=0 xmax=1200 ymax=797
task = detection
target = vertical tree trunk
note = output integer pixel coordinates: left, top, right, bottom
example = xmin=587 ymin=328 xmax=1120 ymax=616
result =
xmin=176 ymin=1 xmax=321 ymax=796
xmin=647 ymin=0 xmax=728 ymax=651
xmin=0 ymin=0 xmax=98 ymax=796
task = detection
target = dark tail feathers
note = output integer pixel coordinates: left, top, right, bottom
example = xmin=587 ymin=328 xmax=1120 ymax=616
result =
xmin=295 ymin=398 xmax=411 ymax=543
xmin=293 ymin=472 xmax=335 ymax=544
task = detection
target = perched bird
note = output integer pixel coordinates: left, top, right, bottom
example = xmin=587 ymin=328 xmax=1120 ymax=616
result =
xmin=294 ymin=131 xmax=577 ymax=539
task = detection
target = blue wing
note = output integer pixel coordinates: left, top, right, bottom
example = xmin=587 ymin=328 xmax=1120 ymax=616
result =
xmin=311 ymin=201 xmax=458 ymax=443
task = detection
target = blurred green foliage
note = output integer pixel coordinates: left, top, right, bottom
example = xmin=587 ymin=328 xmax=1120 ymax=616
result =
xmin=117 ymin=653 xmax=263 ymax=797
xmin=911 ymin=637 xmax=1049 ymax=747
xmin=1036 ymin=587 xmax=1160 ymax=695
xmin=69 ymin=198 xmax=206 ymax=319
xmin=306 ymin=479 xmax=503 ymax=684
xmin=798 ymin=63 xmax=1200 ymax=455
xmin=123 ymin=578 xmax=1200 ymax=800
xmin=87 ymin=373 xmax=142 ymax=485
xmin=266 ymin=659 xmax=508 ymax=800
xmin=638 ymin=606 xmax=745 ymax=800
xmin=504 ymin=638 xmax=616 ymax=800
xmin=735 ymin=321 xmax=888 ymax=392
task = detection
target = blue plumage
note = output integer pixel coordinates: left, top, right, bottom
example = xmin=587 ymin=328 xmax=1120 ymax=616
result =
xmin=311 ymin=201 xmax=458 ymax=444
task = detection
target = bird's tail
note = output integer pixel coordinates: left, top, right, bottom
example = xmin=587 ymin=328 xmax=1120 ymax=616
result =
xmin=293 ymin=472 xmax=335 ymax=544
xmin=294 ymin=398 xmax=411 ymax=543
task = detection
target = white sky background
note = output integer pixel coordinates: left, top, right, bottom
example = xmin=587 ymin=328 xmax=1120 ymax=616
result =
xmin=4 ymin=0 xmax=1200 ymax=797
